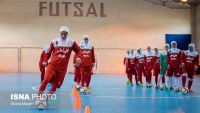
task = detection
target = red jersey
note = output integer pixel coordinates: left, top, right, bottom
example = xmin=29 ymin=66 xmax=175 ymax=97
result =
xmin=128 ymin=55 xmax=136 ymax=68
xmin=80 ymin=43 xmax=95 ymax=67
xmin=43 ymin=37 xmax=82 ymax=72
xmin=39 ymin=50 xmax=45 ymax=72
xmin=167 ymin=48 xmax=181 ymax=68
xmin=134 ymin=53 xmax=145 ymax=68
xmin=153 ymin=54 xmax=160 ymax=69
xmin=39 ymin=50 xmax=45 ymax=66
xmin=145 ymin=52 xmax=154 ymax=66
xmin=182 ymin=50 xmax=199 ymax=69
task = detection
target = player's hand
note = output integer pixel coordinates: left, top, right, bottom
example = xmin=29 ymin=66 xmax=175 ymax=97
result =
xmin=167 ymin=65 xmax=170 ymax=69
xmin=42 ymin=62 xmax=48 ymax=67
xmin=73 ymin=64 xmax=77 ymax=67
xmin=76 ymin=58 xmax=81 ymax=67
xmin=179 ymin=65 xmax=182 ymax=68
xmin=181 ymin=63 xmax=185 ymax=68
xmin=144 ymin=66 xmax=146 ymax=70
xmin=92 ymin=63 xmax=95 ymax=68
xmin=195 ymin=66 xmax=198 ymax=71
xmin=160 ymin=66 xmax=162 ymax=70
xmin=128 ymin=68 xmax=130 ymax=71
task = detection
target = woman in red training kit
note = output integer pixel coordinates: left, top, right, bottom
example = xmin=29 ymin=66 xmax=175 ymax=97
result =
xmin=145 ymin=46 xmax=154 ymax=88
xmin=73 ymin=54 xmax=81 ymax=89
xmin=153 ymin=47 xmax=160 ymax=88
xmin=181 ymin=43 xmax=199 ymax=93
xmin=134 ymin=48 xmax=145 ymax=87
xmin=127 ymin=49 xmax=138 ymax=86
xmin=166 ymin=41 xmax=181 ymax=91
xmin=39 ymin=45 xmax=49 ymax=83
xmin=124 ymin=50 xmax=130 ymax=84
xmin=79 ymin=35 xmax=95 ymax=94
xmin=37 ymin=26 xmax=82 ymax=103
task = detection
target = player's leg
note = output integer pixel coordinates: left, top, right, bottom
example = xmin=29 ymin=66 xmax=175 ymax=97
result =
xmin=85 ymin=67 xmax=92 ymax=92
xmin=129 ymin=68 xmax=133 ymax=86
xmin=165 ymin=68 xmax=173 ymax=90
xmin=149 ymin=66 xmax=153 ymax=83
xmin=153 ymin=68 xmax=159 ymax=88
xmin=162 ymin=75 xmax=165 ymax=84
xmin=145 ymin=65 xmax=149 ymax=86
xmin=126 ymin=68 xmax=130 ymax=84
xmin=57 ymin=73 xmax=66 ymax=88
xmin=75 ymin=68 xmax=82 ymax=89
xmin=182 ymin=68 xmax=187 ymax=88
xmin=137 ymin=68 xmax=143 ymax=87
xmin=133 ymin=68 xmax=138 ymax=85
xmin=38 ymin=68 xmax=55 ymax=97
xmin=40 ymin=71 xmax=45 ymax=83
xmin=158 ymin=68 xmax=165 ymax=86
xmin=174 ymin=68 xmax=180 ymax=87
xmin=187 ymin=70 xmax=195 ymax=93
xmin=80 ymin=67 xmax=87 ymax=94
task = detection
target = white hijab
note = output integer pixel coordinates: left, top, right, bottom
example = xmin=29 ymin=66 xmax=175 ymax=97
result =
xmin=129 ymin=49 xmax=134 ymax=58
xmin=146 ymin=46 xmax=154 ymax=56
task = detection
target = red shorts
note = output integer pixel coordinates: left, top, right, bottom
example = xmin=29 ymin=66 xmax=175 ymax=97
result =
xmin=166 ymin=68 xmax=180 ymax=77
xmin=182 ymin=67 xmax=194 ymax=79
xmin=81 ymin=66 xmax=92 ymax=75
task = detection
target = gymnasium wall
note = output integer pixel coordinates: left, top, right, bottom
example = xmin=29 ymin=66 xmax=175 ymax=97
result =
xmin=196 ymin=4 xmax=200 ymax=49
xmin=0 ymin=0 xmax=190 ymax=73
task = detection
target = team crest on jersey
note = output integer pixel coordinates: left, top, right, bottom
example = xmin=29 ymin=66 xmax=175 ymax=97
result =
xmin=186 ymin=56 xmax=194 ymax=61
xmin=57 ymin=48 xmax=69 ymax=58
xmin=82 ymin=51 xmax=90 ymax=57
xmin=170 ymin=54 xmax=177 ymax=57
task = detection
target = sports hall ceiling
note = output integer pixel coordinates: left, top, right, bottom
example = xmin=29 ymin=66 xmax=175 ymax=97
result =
xmin=145 ymin=0 xmax=200 ymax=9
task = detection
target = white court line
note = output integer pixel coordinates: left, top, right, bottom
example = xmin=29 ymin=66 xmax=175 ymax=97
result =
xmin=31 ymin=85 xmax=200 ymax=99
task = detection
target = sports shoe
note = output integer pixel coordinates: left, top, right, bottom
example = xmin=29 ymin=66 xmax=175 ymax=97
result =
xmin=80 ymin=88 xmax=86 ymax=94
xmin=146 ymin=82 xmax=149 ymax=87
xmin=140 ymin=84 xmax=143 ymax=87
xmin=165 ymin=87 xmax=169 ymax=91
xmin=76 ymin=84 xmax=81 ymax=89
xmin=188 ymin=89 xmax=194 ymax=93
xmin=155 ymin=86 xmax=159 ymax=89
xmin=126 ymin=80 xmax=130 ymax=84
xmin=86 ymin=87 xmax=91 ymax=93
xmin=131 ymin=83 xmax=133 ymax=86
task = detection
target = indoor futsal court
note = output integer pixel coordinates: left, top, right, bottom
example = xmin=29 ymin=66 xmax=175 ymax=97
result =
xmin=0 ymin=0 xmax=200 ymax=113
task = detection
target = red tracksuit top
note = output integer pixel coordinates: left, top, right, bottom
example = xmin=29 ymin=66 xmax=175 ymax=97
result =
xmin=128 ymin=55 xmax=136 ymax=69
xmin=43 ymin=37 xmax=82 ymax=72
xmin=80 ymin=43 xmax=95 ymax=67
xmin=166 ymin=48 xmax=181 ymax=68
xmin=134 ymin=53 xmax=145 ymax=68
xmin=153 ymin=54 xmax=160 ymax=69
xmin=39 ymin=50 xmax=45 ymax=72
xmin=145 ymin=52 xmax=154 ymax=67
xmin=181 ymin=50 xmax=199 ymax=69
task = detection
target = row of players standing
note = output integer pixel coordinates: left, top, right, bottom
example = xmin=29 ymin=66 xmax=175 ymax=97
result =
xmin=124 ymin=41 xmax=199 ymax=93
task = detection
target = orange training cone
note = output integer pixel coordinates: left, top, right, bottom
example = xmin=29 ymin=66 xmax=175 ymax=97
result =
xmin=71 ymin=85 xmax=76 ymax=96
xmin=73 ymin=92 xmax=82 ymax=108
xmin=84 ymin=106 xmax=90 ymax=113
